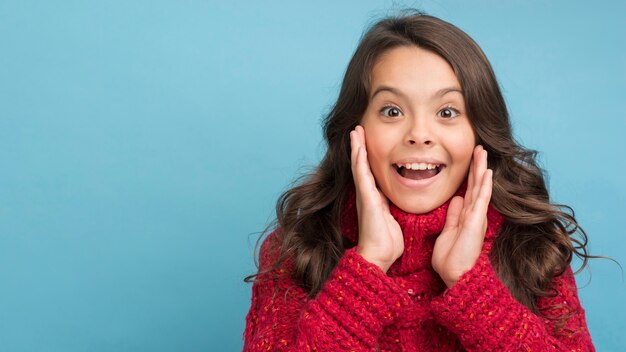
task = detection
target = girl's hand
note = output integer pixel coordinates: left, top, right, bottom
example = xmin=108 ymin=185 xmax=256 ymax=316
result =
xmin=432 ymin=145 xmax=493 ymax=288
xmin=350 ymin=125 xmax=404 ymax=273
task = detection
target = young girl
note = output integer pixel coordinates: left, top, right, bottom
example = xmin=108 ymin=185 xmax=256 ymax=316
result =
xmin=244 ymin=12 xmax=594 ymax=351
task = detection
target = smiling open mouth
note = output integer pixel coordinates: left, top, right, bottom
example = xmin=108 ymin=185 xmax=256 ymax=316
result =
xmin=394 ymin=163 xmax=445 ymax=181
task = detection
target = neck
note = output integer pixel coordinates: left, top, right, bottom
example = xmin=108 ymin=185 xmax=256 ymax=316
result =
xmin=340 ymin=181 xmax=504 ymax=277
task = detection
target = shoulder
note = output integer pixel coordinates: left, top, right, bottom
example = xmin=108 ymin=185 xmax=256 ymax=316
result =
xmin=542 ymin=265 xmax=581 ymax=306
xmin=257 ymin=228 xmax=291 ymax=274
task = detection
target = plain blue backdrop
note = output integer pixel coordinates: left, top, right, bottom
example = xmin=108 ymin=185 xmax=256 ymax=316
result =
xmin=1 ymin=1 xmax=624 ymax=351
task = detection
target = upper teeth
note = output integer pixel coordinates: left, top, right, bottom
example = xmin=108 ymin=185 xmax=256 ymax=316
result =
xmin=397 ymin=163 xmax=439 ymax=170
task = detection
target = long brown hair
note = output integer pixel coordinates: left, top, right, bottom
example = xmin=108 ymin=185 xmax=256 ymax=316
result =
xmin=246 ymin=10 xmax=592 ymax=321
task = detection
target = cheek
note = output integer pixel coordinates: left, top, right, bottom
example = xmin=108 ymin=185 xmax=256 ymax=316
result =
xmin=364 ymin=134 xmax=387 ymax=171
xmin=362 ymin=127 xmax=393 ymax=182
xmin=445 ymin=140 xmax=474 ymax=191
xmin=455 ymin=142 xmax=475 ymax=165
xmin=448 ymin=133 xmax=476 ymax=171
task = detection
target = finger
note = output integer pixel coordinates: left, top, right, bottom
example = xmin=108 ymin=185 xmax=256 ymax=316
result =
xmin=350 ymin=131 xmax=367 ymax=213
xmin=356 ymin=125 xmax=367 ymax=152
xmin=353 ymin=126 xmax=387 ymax=211
xmin=464 ymin=159 xmax=474 ymax=209
xmin=350 ymin=127 xmax=367 ymax=176
xmin=435 ymin=196 xmax=464 ymax=256
xmin=464 ymin=145 xmax=481 ymax=209
xmin=355 ymin=146 xmax=380 ymax=206
xmin=473 ymin=169 xmax=493 ymax=214
xmin=443 ymin=196 xmax=463 ymax=232
xmin=471 ymin=147 xmax=487 ymax=207
xmin=464 ymin=168 xmax=493 ymax=225
xmin=456 ymin=169 xmax=492 ymax=252
xmin=350 ymin=130 xmax=361 ymax=186
xmin=354 ymin=126 xmax=376 ymax=196
xmin=350 ymin=131 xmax=356 ymax=168
xmin=358 ymin=126 xmax=379 ymax=189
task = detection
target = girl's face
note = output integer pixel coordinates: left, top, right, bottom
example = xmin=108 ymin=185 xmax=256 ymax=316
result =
xmin=360 ymin=45 xmax=476 ymax=214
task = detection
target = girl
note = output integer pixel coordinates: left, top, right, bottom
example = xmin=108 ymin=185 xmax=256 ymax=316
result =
xmin=244 ymin=12 xmax=594 ymax=351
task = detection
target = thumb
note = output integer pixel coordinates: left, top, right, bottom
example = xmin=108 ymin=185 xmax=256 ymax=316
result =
xmin=377 ymin=188 xmax=391 ymax=212
xmin=442 ymin=196 xmax=463 ymax=234
xmin=433 ymin=196 xmax=464 ymax=268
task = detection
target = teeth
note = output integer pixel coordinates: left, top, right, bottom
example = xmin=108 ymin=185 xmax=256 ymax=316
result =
xmin=397 ymin=163 xmax=440 ymax=170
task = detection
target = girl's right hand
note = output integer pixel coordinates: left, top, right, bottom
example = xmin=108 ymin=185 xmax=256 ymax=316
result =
xmin=350 ymin=125 xmax=404 ymax=273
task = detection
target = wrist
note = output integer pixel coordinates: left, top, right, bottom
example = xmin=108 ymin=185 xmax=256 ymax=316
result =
xmin=356 ymin=247 xmax=391 ymax=273
xmin=443 ymin=278 xmax=457 ymax=288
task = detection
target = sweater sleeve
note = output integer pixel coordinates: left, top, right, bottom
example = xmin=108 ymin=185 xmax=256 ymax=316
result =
xmin=430 ymin=254 xmax=594 ymax=351
xmin=243 ymin=232 xmax=411 ymax=351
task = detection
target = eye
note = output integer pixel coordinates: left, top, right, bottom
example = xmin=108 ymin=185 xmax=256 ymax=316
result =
xmin=437 ymin=106 xmax=460 ymax=119
xmin=380 ymin=105 xmax=403 ymax=118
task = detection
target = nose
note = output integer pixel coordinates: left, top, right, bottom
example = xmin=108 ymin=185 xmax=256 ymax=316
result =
xmin=405 ymin=114 xmax=433 ymax=146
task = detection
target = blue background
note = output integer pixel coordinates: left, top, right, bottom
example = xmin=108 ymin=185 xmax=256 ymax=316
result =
xmin=1 ymin=1 xmax=624 ymax=351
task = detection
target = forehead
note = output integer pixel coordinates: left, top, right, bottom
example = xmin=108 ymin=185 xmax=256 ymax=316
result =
xmin=369 ymin=46 xmax=461 ymax=99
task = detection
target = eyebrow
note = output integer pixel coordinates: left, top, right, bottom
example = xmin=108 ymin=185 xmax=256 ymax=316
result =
xmin=370 ymin=85 xmax=463 ymax=101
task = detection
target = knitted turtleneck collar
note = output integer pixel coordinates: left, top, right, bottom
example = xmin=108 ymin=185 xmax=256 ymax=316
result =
xmin=340 ymin=180 xmax=504 ymax=278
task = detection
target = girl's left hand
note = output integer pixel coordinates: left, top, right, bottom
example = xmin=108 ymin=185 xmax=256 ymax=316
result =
xmin=432 ymin=145 xmax=493 ymax=288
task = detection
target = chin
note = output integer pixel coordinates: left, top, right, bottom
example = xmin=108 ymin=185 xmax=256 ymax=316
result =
xmin=391 ymin=194 xmax=444 ymax=215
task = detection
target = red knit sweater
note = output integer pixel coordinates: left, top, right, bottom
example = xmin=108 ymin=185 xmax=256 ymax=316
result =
xmin=243 ymin=186 xmax=594 ymax=351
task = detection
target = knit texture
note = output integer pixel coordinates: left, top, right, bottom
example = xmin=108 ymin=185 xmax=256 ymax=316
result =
xmin=243 ymin=184 xmax=594 ymax=351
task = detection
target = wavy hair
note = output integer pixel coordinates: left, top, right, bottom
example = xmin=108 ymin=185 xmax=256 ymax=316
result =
xmin=246 ymin=11 xmax=593 ymax=325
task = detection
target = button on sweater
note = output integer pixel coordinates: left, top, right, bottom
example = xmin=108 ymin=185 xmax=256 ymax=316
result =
xmin=243 ymin=185 xmax=594 ymax=351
